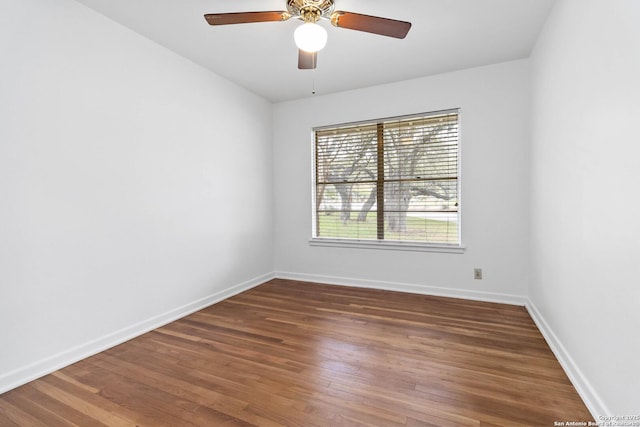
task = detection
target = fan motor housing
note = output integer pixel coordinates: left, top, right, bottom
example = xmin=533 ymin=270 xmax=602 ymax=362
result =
xmin=287 ymin=0 xmax=335 ymax=18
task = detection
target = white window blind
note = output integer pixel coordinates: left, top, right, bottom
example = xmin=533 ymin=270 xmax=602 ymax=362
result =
xmin=313 ymin=110 xmax=460 ymax=246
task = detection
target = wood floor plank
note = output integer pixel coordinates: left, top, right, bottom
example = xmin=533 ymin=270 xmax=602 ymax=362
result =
xmin=0 ymin=390 xmax=78 ymax=427
xmin=0 ymin=279 xmax=593 ymax=426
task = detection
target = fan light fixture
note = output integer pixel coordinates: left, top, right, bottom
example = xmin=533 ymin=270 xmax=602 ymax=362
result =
xmin=293 ymin=4 xmax=328 ymax=53
xmin=294 ymin=22 xmax=327 ymax=52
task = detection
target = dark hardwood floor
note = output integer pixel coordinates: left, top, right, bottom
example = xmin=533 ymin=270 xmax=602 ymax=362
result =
xmin=0 ymin=279 xmax=593 ymax=426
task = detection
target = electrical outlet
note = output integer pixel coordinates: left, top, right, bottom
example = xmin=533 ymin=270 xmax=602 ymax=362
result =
xmin=474 ymin=268 xmax=483 ymax=280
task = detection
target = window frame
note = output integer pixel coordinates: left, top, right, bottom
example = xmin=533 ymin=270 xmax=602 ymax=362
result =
xmin=310 ymin=109 xmax=465 ymax=253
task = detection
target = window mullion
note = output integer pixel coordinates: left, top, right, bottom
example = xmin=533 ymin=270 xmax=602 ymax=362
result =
xmin=314 ymin=131 xmax=320 ymax=237
xmin=376 ymin=123 xmax=384 ymax=240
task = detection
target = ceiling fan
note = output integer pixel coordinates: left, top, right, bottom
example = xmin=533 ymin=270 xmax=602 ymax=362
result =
xmin=204 ymin=0 xmax=411 ymax=70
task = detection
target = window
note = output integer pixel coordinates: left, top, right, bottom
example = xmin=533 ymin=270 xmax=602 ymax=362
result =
xmin=312 ymin=109 xmax=461 ymax=250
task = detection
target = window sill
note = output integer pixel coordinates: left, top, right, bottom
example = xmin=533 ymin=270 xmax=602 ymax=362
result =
xmin=309 ymin=238 xmax=466 ymax=254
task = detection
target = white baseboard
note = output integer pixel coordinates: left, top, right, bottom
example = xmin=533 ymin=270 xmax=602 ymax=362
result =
xmin=274 ymin=271 xmax=527 ymax=306
xmin=525 ymin=299 xmax=608 ymax=420
xmin=0 ymin=272 xmax=274 ymax=395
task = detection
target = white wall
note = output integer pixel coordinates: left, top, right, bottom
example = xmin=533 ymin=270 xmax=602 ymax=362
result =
xmin=273 ymin=60 xmax=530 ymax=302
xmin=530 ymin=0 xmax=640 ymax=414
xmin=0 ymin=0 xmax=273 ymax=392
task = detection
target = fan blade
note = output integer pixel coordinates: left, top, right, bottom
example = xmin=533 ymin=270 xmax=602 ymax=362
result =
xmin=330 ymin=11 xmax=411 ymax=39
xmin=298 ymin=50 xmax=317 ymax=70
xmin=204 ymin=11 xmax=291 ymax=26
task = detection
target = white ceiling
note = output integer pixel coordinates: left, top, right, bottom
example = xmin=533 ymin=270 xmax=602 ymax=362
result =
xmin=73 ymin=0 xmax=556 ymax=102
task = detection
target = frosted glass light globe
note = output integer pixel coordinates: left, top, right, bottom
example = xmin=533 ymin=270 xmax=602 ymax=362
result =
xmin=294 ymin=22 xmax=328 ymax=53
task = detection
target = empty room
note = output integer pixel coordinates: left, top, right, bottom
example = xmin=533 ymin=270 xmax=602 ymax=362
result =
xmin=1 ymin=0 xmax=638 ymax=425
